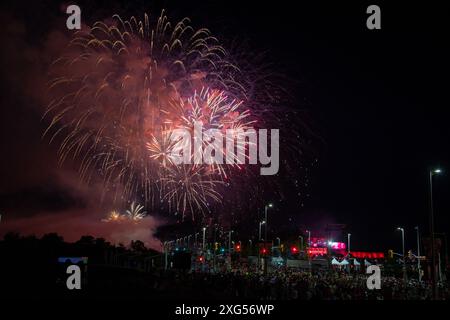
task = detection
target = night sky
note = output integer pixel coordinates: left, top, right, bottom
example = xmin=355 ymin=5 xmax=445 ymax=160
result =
xmin=1 ymin=1 xmax=449 ymax=252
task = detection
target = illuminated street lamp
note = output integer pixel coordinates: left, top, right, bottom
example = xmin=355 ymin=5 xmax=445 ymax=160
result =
xmin=306 ymin=230 xmax=311 ymax=246
xmin=202 ymin=227 xmax=207 ymax=250
xmin=257 ymin=221 xmax=265 ymax=272
xmin=276 ymin=237 xmax=281 ymax=247
xmin=264 ymin=203 xmax=274 ymax=247
xmin=429 ymin=168 xmax=442 ymax=299
xmin=397 ymin=227 xmax=406 ymax=282
xmin=259 ymin=221 xmax=266 ymax=241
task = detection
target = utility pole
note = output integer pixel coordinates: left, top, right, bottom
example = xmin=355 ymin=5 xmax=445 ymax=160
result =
xmin=415 ymin=226 xmax=421 ymax=282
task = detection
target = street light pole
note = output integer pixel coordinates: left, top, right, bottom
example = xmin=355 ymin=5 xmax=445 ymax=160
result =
xmin=429 ymin=168 xmax=441 ymax=299
xmin=228 ymin=230 xmax=234 ymax=253
xmin=259 ymin=221 xmax=265 ymax=241
xmin=202 ymin=227 xmax=207 ymax=250
xmin=264 ymin=204 xmax=273 ymax=248
xmin=264 ymin=206 xmax=268 ymax=248
xmin=263 ymin=204 xmax=273 ymax=275
xmin=347 ymin=233 xmax=351 ymax=255
xmin=306 ymin=230 xmax=311 ymax=273
xmin=415 ymin=226 xmax=421 ymax=282
xmin=258 ymin=221 xmax=265 ymax=272
xmin=397 ymin=227 xmax=406 ymax=282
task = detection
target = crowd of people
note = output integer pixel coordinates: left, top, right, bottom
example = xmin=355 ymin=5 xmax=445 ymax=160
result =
xmin=2 ymin=233 xmax=448 ymax=300
xmin=152 ymin=268 xmax=449 ymax=300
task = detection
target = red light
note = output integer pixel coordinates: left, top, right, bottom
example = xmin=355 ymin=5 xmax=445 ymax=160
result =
xmin=235 ymin=244 xmax=241 ymax=251
xmin=261 ymin=248 xmax=268 ymax=255
xmin=351 ymin=251 xmax=384 ymax=259
xmin=198 ymin=256 xmax=204 ymax=262
xmin=307 ymin=247 xmax=327 ymax=256
xmin=291 ymin=246 xmax=298 ymax=253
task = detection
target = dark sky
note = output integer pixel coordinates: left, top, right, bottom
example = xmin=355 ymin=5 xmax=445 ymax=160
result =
xmin=0 ymin=1 xmax=449 ymax=252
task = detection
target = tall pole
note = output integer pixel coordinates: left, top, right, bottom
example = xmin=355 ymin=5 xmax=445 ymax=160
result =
xmin=438 ymin=253 xmax=442 ymax=282
xmin=263 ymin=204 xmax=273 ymax=275
xmin=415 ymin=226 xmax=421 ymax=282
xmin=264 ymin=205 xmax=268 ymax=251
xmin=259 ymin=221 xmax=264 ymax=241
xmin=264 ymin=206 xmax=268 ymax=275
xmin=299 ymin=236 xmax=303 ymax=251
xmin=306 ymin=230 xmax=311 ymax=273
xmin=258 ymin=222 xmax=262 ymax=272
xmin=202 ymin=227 xmax=206 ymax=250
xmin=397 ymin=227 xmax=406 ymax=282
xmin=228 ymin=231 xmax=233 ymax=253
xmin=402 ymin=229 xmax=406 ymax=281
xmin=213 ymin=225 xmax=217 ymax=272
xmin=429 ymin=169 xmax=439 ymax=299
xmin=347 ymin=233 xmax=351 ymax=255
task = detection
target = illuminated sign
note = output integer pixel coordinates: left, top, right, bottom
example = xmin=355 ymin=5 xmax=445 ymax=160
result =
xmin=307 ymin=247 xmax=328 ymax=256
xmin=351 ymin=252 xmax=385 ymax=259
xmin=309 ymin=238 xmax=346 ymax=250
xmin=329 ymin=242 xmax=346 ymax=250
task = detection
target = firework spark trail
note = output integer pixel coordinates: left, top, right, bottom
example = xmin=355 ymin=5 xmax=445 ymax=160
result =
xmin=159 ymin=164 xmax=222 ymax=221
xmin=146 ymin=127 xmax=182 ymax=168
xmin=126 ymin=201 xmax=147 ymax=221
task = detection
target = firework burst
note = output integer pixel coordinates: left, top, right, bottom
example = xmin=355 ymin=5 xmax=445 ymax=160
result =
xmin=44 ymin=10 xmax=312 ymax=222
xmin=126 ymin=201 xmax=147 ymax=221
xmin=159 ymin=164 xmax=222 ymax=221
xmin=102 ymin=210 xmax=125 ymax=222
xmin=44 ymin=10 xmax=249 ymax=218
xmin=146 ymin=127 xmax=182 ymax=168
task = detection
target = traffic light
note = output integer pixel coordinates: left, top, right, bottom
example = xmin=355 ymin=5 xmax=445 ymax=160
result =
xmin=198 ymin=256 xmax=204 ymax=263
xmin=260 ymin=247 xmax=268 ymax=255
xmin=291 ymin=246 xmax=299 ymax=254
xmin=235 ymin=244 xmax=241 ymax=252
xmin=220 ymin=247 xmax=225 ymax=253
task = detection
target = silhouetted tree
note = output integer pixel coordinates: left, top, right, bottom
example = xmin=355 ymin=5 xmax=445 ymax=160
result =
xmin=131 ymin=240 xmax=147 ymax=253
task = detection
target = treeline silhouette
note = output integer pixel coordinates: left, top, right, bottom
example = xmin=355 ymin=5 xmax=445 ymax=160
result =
xmin=0 ymin=232 xmax=163 ymax=298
